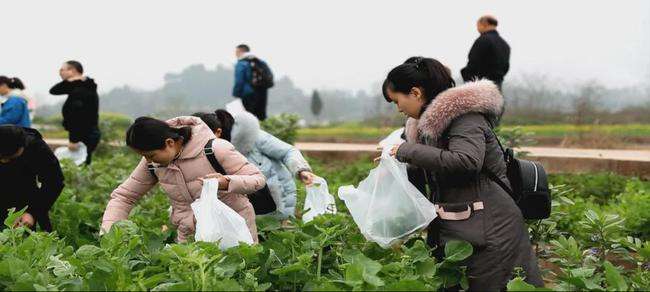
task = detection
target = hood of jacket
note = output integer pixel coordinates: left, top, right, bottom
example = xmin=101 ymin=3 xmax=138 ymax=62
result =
xmin=165 ymin=116 xmax=217 ymax=160
xmin=230 ymin=111 xmax=261 ymax=155
xmin=65 ymin=77 xmax=97 ymax=93
xmin=405 ymin=80 xmax=503 ymax=142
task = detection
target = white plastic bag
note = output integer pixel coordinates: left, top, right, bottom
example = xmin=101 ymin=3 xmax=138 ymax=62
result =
xmin=191 ymin=178 xmax=254 ymax=249
xmin=303 ymin=177 xmax=337 ymax=223
xmin=338 ymin=138 xmax=437 ymax=248
xmin=54 ymin=143 xmax=87 ymax=166
xmin=379 ymin=127 xmax=405 ymax=148
xmin=225 ymin=98 xmax=247 ymax=115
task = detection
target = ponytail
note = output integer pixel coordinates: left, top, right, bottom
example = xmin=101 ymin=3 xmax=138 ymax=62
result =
xmin=0 ymin=76 xmax=26 ymax=90
xmin=382 ymin=56 xmax=455 ymax=104
xmin=125 ymin=117 xmax=192 ymax=151
xmin=9 ymin=77 xmax=25 ymax=90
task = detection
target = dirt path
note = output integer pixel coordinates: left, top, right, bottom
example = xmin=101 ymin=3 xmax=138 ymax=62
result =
xmin=45 ymin=139 xmax=649 ymax=162
xmin=295 ymin=142 xmax=650 ymax=162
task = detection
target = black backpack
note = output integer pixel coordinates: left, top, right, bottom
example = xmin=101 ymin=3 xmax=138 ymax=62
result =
xmin=147 ymin=139 xmax=277 ymax=215
xmin=248 ymin=58 xmax=274 ymax=89
xmin=483 ymin=121 xmax=552 ymax=220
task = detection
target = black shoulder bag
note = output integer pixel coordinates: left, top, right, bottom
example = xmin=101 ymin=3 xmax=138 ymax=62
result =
xmin=148 ymin=139 xmax=278 ymax=215
xmin=483 ymin=121 xmax=552 ymax=220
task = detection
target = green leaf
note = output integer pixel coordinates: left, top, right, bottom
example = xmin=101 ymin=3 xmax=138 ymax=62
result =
xmin=415 ymin=259 xmax=437 ymax=277
xmin=3 ymin=206 xmax=27 ymax=228
xmin=385 ymin=279 xmax=428 ymax=291
xmin=506 ymin=277 xmax=551 ymax=291
xmin=343 ymin=253 xmax=385 ymax=288
xmin=444 ymin=240 xmax=473 ymax=262
xmin=303 ymin=280 xmax=342 ymax=291
xmin=404 ymin=240 xmax=431 ymax=263
xmin=47 ymin=254 xmax=76 ymax=277
xmin=603 ymin=261 xmax=628 ymax=291
xmin=75 ymin=245 xmax=103 ymax=259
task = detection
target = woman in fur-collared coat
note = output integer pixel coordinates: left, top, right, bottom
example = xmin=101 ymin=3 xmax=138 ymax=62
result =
xmin=382 ymin=57 xmax=543 ymax=290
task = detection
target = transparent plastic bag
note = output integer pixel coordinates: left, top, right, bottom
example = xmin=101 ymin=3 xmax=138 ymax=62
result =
xmin=54 ymin=143 xmax=87 ymax=166
xmin=379 ymin=127 xmax=405 ymax=148
xmin=338 ymin=135 xmax=436 ymax=248
xmin=191 ymin=178 xmax=254 ymax=249
xmin=303 ymin=177 xmax=337 ymax=223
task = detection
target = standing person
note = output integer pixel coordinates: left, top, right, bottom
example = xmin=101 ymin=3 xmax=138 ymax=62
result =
xmin=49 ymin=61 xmax=101 ymax=165
xmin=0 ymin=125 xmax=64 ymax=232
xmin=193 ymin=110 xmax=316 ymax=219
xmin=382 ymin=57 xmax=543 ymax=290
xmin=232 ymin=44 xmax=274 ymax=121
xmin=2 ymin=77 xmax=36 ymax=120
xmin=101 ymin=116 xmax=266 ymax=242
xmin=0 ymin=76 xmax=31 ymax=127
xmin=460 ymin=15 xmax=511 ymax=90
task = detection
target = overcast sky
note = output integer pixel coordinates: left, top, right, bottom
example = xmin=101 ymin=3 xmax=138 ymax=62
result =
xmin=4 ymin=0 xmax=650 ymax=102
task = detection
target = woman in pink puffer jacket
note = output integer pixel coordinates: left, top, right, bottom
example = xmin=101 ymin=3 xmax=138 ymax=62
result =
xmin=101 ymin=116 xmax=265 ymax=242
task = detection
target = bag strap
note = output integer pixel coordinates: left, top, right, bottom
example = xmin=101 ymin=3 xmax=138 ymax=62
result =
xmin=203 ymin=138 xmax=227 ymax=175
xmin=147 ymin=138 xmax=226 ymax=178
xmin=147 ymin=163 xmax=157 ymax=178
xmin=480 ymin=115 xmax=515 ymax=197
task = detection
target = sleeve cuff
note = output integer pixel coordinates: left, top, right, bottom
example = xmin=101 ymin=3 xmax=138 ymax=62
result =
xmin=396 ymin=142 xmax=415 ymax=163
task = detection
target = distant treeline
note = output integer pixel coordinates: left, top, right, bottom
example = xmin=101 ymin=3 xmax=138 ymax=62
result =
xmin=37 ymin=64 xmax=650 ymax=126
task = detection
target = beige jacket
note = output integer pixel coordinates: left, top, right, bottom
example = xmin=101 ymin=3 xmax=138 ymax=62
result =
xmin=101 ymin=116 xmax=265 ymax=242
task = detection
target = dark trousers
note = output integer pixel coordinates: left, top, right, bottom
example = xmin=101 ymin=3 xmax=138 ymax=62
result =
xmin=69 ymin=128 xmax=101 ymax=165
xmin=241 ymin=89 xmax=268 ymax=121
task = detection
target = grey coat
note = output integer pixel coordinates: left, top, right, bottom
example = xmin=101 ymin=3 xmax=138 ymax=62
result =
xmin=231 ymin=112 xmax=312 ymax=219
xmin=396 ymin=80 xmax=543 ymax=290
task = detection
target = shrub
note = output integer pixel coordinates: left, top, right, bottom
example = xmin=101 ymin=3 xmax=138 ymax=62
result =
xmin=261 ymin=113 xmax=300 ymax=145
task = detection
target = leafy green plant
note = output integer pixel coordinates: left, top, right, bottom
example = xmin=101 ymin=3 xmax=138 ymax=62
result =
xmin=261 ymin=113 xmax=300 ymax=145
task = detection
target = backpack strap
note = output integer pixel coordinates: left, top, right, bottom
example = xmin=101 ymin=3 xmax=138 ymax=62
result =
xmin=480 ymin=114 xmax=515 ymax=197
xmin=484 ymin=168 xmax=514 ymax=197
xmin=147 ymin=163 xmax=157 ymax=178
xmin=204 ymin=139 xmax=227 ymax=174
xmin=147 ymin=139 xmax=226 ymax=179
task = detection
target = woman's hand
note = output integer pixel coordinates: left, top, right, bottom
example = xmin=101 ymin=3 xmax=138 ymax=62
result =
xmin=68 ymin=142 xmax=81 ymax=151
xmin=15 ymin=213 xmax=35 ymax=228
xmin=374 ymin=143 xmax=402 ymax=163
xmin=299 ymin=171 xmax=315 ymax=186
xmin=201 ymin=173 xmax=230 ymax=190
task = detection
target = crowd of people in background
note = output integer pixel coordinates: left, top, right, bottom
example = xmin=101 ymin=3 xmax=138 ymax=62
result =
xmin=0 ymin=15 xmax=537 ymax=290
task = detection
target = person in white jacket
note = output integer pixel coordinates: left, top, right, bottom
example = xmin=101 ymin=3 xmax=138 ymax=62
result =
xmin=194 ymin=110 xmax=316 ymax=219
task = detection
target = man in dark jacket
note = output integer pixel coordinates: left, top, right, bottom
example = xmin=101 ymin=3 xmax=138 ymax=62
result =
xmin=0 ymin=125 xmax=64 ymax=231
xmin=50 ymin=61 xmax=101 ymax=165
xmin=461 ymin=15 xmax=511 ymax=89
xmin=232 ymin=44 xmax=273 ymax=121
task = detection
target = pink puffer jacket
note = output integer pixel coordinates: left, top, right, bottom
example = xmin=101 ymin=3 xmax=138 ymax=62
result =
xmin=101 ymin=116 xmax=266 ymax=242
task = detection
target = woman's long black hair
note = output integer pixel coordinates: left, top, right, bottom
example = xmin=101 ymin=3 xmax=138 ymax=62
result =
xmin=382 ymin=57 xmax=455 ymax=105
xmin=192 ymin=110 xmax=235 ymax=142
xmin=0 ymin=76 xmax=25 ymax=89
xmin=125 ymin=117 xmax=192 ymax=151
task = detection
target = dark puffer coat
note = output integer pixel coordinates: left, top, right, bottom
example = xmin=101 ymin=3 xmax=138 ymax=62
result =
xmin=396 ymin=80 xmax=543 ymax=290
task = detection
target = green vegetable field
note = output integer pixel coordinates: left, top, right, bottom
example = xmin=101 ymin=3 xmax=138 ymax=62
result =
xmin=1 ymin=149 xmax=649 ymax=290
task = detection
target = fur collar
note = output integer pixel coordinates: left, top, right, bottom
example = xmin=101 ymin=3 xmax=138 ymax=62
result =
xmin=405 ymin=80 xmax=503 ymax=143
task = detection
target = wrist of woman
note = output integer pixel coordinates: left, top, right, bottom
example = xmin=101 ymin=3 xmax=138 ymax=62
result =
xmin=218 ymin=176 xmax=231 ymax=190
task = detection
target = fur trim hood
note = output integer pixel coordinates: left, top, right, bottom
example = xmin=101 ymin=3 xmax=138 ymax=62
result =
xmin=405 ymin=80 xmax=503 ymax=142
xmin=230 ymin=111 xmax=261 ymax=155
